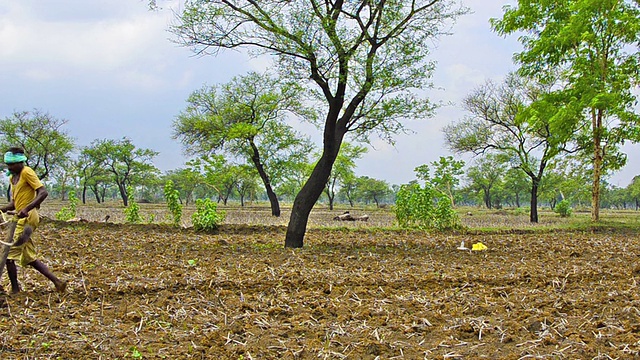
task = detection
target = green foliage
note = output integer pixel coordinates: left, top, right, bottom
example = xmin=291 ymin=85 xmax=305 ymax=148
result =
xmin=0 ymin=109 xmax=75 ymax=181
xmin=492 ymin=0 xmax=640 ymax=220
xmin=82 ymin=137 xmax=159 ymax=206
xmin=514 ymin=207 xmax=529 ymax=216
xmin=395 ymin=183 xmax=461 ymax=231
xmin=415 ymin=156 xmax=465 ymax=207
xmin=554 ymin=200 xmax=573 ymax=217
xmin=191 ymin=198 xmax=226 ymax=232
xmin=164 ymin=180 xmax=183 ymax=226
xmin=124 ymin=186 xmax=142 ymax=224
xmin=128 ymin=346 xmax=142 ymax=359
xmin=55 ymin=190 xmax=78 ymax=221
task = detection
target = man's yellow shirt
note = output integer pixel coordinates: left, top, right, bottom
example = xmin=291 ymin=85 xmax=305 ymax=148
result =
xmin=10 ymin=166 xmax=43 ymax=211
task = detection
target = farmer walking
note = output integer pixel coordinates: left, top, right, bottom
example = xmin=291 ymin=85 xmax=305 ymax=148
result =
xmin=0 ymin=147 xmax=66 ymax=294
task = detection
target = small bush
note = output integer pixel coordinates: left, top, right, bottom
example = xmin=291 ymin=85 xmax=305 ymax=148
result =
xmin=192 ymin=198 xmax=225 ymax=232
xmin=164 ymin=180 xmax=182 ymax=227
xmin=513 ymin=207 xmax=529 ymax=216
xmin=56 ymin=191 xmax=78 ymax=221
xmin=394 ymin=183 xmax=460 ymax=231
xmin=124 ymin=186 xmax=142 ymax=223
xmin=555 ymin=199 xmax=572 ymax=217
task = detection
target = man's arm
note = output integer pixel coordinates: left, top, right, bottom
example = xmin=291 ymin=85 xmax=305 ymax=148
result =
xmin=0 ymin=200 xmax=15 ymax=213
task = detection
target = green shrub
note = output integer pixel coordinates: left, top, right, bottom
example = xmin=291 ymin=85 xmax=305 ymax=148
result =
xmin=124 ymin=186 xmax=142 ymax=223
xmin=192 ymin=198 xmax=225 ymax=232
xmin=554 ymin=199 xmax=573 ymax=217
xmin=394 ymin=183 xmax=460 ymax=231
xmin=513 ymin=207 xmax=529 ymax=216
xmin=164 ymin=180 xmax=182 ymax=227
xmin=56 ymin=190 xmax=78 ymax=221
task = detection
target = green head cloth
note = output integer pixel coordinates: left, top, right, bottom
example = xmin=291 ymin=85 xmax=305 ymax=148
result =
xmin=4 ymin=152 xmax=27 ymax=164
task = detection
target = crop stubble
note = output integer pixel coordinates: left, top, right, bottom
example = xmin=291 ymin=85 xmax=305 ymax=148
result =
xmin=0 ymin=211 xmax=639 ymax=359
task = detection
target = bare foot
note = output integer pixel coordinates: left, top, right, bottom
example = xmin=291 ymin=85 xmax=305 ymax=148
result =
xmin=55 ymin=280 xmax=67 ymax=293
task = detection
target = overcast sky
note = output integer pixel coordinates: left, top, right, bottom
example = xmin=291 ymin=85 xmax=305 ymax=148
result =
xmin=0 ymin=0 xmax=638 ymax=187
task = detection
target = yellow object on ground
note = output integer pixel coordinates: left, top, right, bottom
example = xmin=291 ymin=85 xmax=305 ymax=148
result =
xmin=472 ymin=242 xmax=488 ymax=251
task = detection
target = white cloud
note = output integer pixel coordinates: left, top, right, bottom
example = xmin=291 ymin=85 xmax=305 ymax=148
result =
xmin=0 ymin=1 xmax=186 ymax=89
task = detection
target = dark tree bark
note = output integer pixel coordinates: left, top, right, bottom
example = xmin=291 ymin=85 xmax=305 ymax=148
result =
xmin=249 ymin=139 xmax=281 ymax=217
xmin=530 ymin=179 xmax=539 ymax=223
xmin=285 ymin=118 xmax=345 ymax=248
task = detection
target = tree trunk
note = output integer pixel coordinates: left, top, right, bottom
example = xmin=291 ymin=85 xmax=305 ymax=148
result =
xmin=483 ymin=188 xmax=491 ymax=209
xmin=325 ymin=187 xmax=335 ymax=210
xmin=529 ymin=178 xmax=539 ymax=223
xmin=285 ymin=130 xmax=344 ymax=248
xmin=249 ymin=139 xmax=281 ymax=217
xmin=118 ymin=183 xmax=128 ymax=206
xmin=591 ymin=109 xmax=603 ymax=222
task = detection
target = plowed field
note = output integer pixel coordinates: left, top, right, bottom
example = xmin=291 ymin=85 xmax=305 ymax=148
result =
xmin=1 ymin=206 xmax=640 ymax=359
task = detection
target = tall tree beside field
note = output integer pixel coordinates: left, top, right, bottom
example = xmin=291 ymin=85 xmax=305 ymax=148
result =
xmin=492 ymin=0 xmax=640 ymax=221
xmin=83 ymin=138 xmax=159 ymax=206
xmin=466 ymin=155 xmax=506 ymax=209
xmin=356 ymin=176 xmax=391 ymax=208
xmin=444 ymin=73 xmax=569 ymax=222
xmin=627 ymin=176 xmax=640 ymax=210
xmin=173 ymin=72 xmax=315 ymax=217
xmin=77 ymin=149 xmax=111 ymax=204
xmin=0 ymin=109 xmax=75 ymax=181
xmin=187 ymin=155 xmax=237 ymax=205
xmin=167 ymin=0 xmax=467 ymax=248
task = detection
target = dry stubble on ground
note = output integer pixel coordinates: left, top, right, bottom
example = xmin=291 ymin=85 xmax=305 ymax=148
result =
xmin=0 ymin=205 xmax=640 ymax=359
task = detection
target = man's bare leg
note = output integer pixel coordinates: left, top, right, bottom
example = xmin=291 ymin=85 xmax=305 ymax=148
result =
xmin=6 ymin=259 xmax=20 ymax=294
xmin=29 ymin=260 xmax=66 ymax=292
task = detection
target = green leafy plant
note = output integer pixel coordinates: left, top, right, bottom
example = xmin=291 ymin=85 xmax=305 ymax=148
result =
xmin=394 ymin=183 xmax=460 ymax=231
xmin=55 ymin=190 xmax=78 ymax=221
xmin=554 ymin=199 xmax=573 ymax=217
xmin=191 ymin=198 xmax=225 ymax=232
xmin=164 ymin=180 xmax=182 ymax=227
xmin=124 ymin=186 xmax=142 ymax=224
xmin=128 ymin=346 xmax=142 ymax=359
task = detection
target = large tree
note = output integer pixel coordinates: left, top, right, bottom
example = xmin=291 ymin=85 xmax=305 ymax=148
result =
xmin=355 ymin=176 xmax=391 ymax=208
xmin=0 ymin=109 xmax=75 ymax=180
xmin=465 ymin=155 xmax=507 ymax=209
xmin=492 ymin=0 xmax=640 ymax=221
xmin=168 ymin=0 xmax=466 ymax=247
xmin=82 ymin=138 xmax=159 ymax=206
xmin=174 ymin=71 xmax=314 ymax=217
xmin=163 ymin=168 xmax=205 ymax=205
xmin=443 ymin=73 xmax=569 ymax=222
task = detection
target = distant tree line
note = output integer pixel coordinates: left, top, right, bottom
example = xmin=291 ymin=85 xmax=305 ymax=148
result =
xmin=1 ymin=108 xmax=639 ymax=215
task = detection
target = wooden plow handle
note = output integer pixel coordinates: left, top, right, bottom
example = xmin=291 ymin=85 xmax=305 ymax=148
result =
xmin=0 ymin=216 xmax=18 ymax=280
